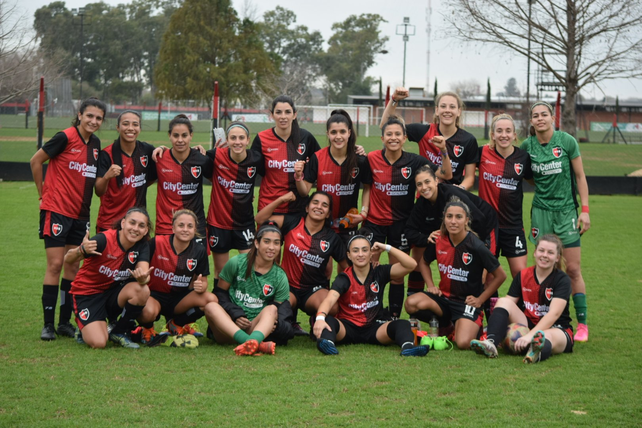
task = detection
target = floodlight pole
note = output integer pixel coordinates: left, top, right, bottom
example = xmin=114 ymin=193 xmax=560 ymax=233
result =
xmin=526 ymin=0 xmax=534 ymax=107
xmin=72 ymin=7 xmax=86 ymax=101
xmin=396 ymin=17 xmax=416 ymax=87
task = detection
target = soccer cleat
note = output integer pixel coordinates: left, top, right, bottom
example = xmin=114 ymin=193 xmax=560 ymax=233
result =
xmin=523 ymin=331 xmax=545 ymax=364
xmin=140 ymin=327 xmax=159 ymax=345
xmin=109 ymin=332 xmax=140 ymax=349
xmin=56 ymin=322 xmax=76 ymax=338
xmin=400 ymin=345 xmax=430 ymax=357
xmin=166 ymin=319 xmax=186 ymax=336
xmin=419 ymin=336 xmax=434 ymax=349
xmin=433 ymin=336 xmax=453 ymax=351
xmin=41 ymin=323 xmax=56 ymax=341
xmin=292 ymin=322 xmax=309 ymax=337
xmin=257 ymin=341 xmax=276 ymax=355
xmin=182 ymin=323 xmax=204 ymax=338
xmin=74 ymin=328 xmax=86 ymax=345
xmin=574 ymin=323 xmax=588 ymax=342
xmin=161 ymin=334 xmax=198 ymax=349
xmin=470 ymin=339 xmax=498 ymax=358
xmin=234 ymin=339 xmax=259 ymax=356
xmin=316 ymin=338 xmax=339 ymax=355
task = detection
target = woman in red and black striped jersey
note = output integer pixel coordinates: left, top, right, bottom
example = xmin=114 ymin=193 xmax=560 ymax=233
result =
xmin=312 ymin=236 xmax=429 ymax=357
xmin=251 ymin=95 xmax=321 ymax=216
xmin=361 ymin=116 xmax=452 ymax=318
xmin=95 ymin=110 xmax=157 ymax=232
xmin=139 ymin=210 xmax=216 ymax=344
xmin=30 ymin=98 xmax=107 ymax=341
xmin=155 ymin=115 xmax=212 ymax=240
xmin=67 ymin=208 xmax=153 ymax=349
xmin=477 ymin=114 xmax=532 ymax=278
xmin=206 ymin=121 xmax=263 ymax=284
xmin=470 ymin=234 xmax=574 ymax=363
xmin=381 ymin=88 xmax=479 ymax=190
xmin=405 ymin=201 xmax=506 ymax=350
xmin=256 ymin=191 xmax=348 ymax=318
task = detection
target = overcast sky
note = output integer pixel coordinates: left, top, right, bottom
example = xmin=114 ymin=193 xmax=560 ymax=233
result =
xmin=22 ymin=0 xmax=642 ymax=100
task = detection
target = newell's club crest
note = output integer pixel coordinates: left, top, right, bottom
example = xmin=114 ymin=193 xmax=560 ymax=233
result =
xmin=552 ymin=147 xmax=563 ymax=158
xmin=514 ymin=163 xmax=523 ymax=175
xmin=93 ymin=148 xmax=99 ymax=160
xmin=370 ymin=281 xmax=380 ymax=293
xmin=462 ymin=252 xmax=473 ymax=265
xmin=51 ymin=223 xmax=63 ymax=236
xmin=297 ymin=143 xmax=306 ymax=155
xmin=351 ymin=167 xmax=359 ymax=179
xmin=263 ymin=284 xmax=274 ymax=297
xmin=140 ymin=155 xmax=148 ymax=167
xmin=247 ymin=166 xmax=256 ymax=178
xmin=79 ymin=308 xmax=90 ymax=321
xmin=320 ymin=240 xmax=329 ymax=252
xmin=209 ymin=235 xmax=218 ymax=247
xmin=453 ymin=145 xmax=464 ymax=157
xmin=545 ymin=288 xmax=553 ymax=300
xmin=128 ymin=251 xmax=139 ymax=264
xmin=401 ymin=166 xmax=412 ymax=180
xmin=186 ymin=259 xmax=197 ymax=271
xmin=531 ymin=227 xmax=539 ymax=239
xmin=191 ymin=166 xmax=201 ymax=179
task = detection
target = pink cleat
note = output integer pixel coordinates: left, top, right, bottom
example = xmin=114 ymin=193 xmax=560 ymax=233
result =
xmin=574 ymin=323 xmax=588 ymax=342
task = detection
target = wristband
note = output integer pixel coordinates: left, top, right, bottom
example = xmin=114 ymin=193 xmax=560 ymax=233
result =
xmin=38 ymin=197 xmax=43 ymax=201
xmin=316 ymin=315 xmax=326 ymax=321
xmin=441 ymin=151 xmax=448 ymax=157
xmin=392 ymin=99 xmax=398 ymax=106
xmin=385 ymin=244 xmax=392 ymax=252
xmin=294 ymin=174 xmax=304 ymax=182
xmin=581 ymin=206 xmax=589 ymax=214
xmin=80 ymin=244 xmax=88 ymax=257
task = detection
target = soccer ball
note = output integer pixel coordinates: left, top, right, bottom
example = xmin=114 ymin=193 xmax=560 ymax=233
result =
xmin=163 ymin=333 xmax=199 ymax=349
xmin=502 ymin=323 xmax=530 ymax=354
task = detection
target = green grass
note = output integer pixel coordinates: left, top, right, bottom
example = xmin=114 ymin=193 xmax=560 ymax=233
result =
xmin=0 ymin=181 xmax=641 ymax=426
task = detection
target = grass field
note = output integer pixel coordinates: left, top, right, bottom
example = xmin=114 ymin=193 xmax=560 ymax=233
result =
xmin=1 ymin=181 xmax=641 ymax=426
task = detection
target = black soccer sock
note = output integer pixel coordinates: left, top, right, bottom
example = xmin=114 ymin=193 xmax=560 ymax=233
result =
xmin=409 ymin=309 xmax=436 ymax=324
xmin=483 ymin=290 xmax=499 ymax=324
xmin=388 ymin=281 xmax=405 ymax=318
xmin=139 ymin=321 xmax=154 ymax=329
xmin=42 ymin=284 xmax=58 ymax=325
xmin=486 ymin=307 xmax=510 ymax=345
xmin=212 ymin=278 xmax=219 ymax=292
xmin=319 ymin=316 xmax=339 ymax=342
xmin=540 ymin=339 xmax=553 ymax=362
xmin=173 ymin=308 xmax=205 ymax=326
xmin=407 ymin=271 xmax=425 ymax=294
xmin=58 ymin=278 xmax=73 ymax=325
xmin=112 ymin=302 xmax=145 ymax=335
xmin=386 ymin=319 xmax=415 ymax=348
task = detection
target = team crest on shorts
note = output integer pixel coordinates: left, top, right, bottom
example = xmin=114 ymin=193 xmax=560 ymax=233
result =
xmin=545 ymin=288 xmax=553 ymax=300
xmin=552 ymin=147 xmax=563 ymax=158
xmin=462 ymin=252 xmax=473 ymax=265
xmin=51 ymin=223 xmax=63 ymax=236
xmin=370 ymin=281 xmax=380 ymax=293
xmin=453 ymin=145 xmax=464 ymax=157
xmin=351 ymin=167 xmax=359 ymax=179
xmin=186 ymin=259 xmax=197 ymax=271
xmin=401 ymin=167 xmax=412 ymax=179
xmin=514 ymin=163 xmax=523 ymax=175
xmin=531 ymin=227 xmax=539 ymax=239
xmin=140 ymin=155 xmax=148 ymax=167
xmin=128 ymin=251 xmax=139 ymax=264
xmin=247 ymin=166 xmax=256 ymax=178
xmin=319 ymin=240 xmax=329 ymax=252
xmin=297 ymin=143 xmax=306 ymax=155
xmin=209 ymin=235 xmax=218 ymax=247
xmin=263 ymin=284 xmax=274 ymax=297
xmin=93 ymin=148 xmax=99 ymax=160
xmin=79 ymin=308 xmax=90 ymax=321
xmin=365 ymin=233 xmax=373 ymax=242
xmin=191 ymin=166 xmax=201 ymax=179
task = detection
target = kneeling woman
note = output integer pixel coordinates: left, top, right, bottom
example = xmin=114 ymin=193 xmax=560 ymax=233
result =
xmin=470 ymin=234 xmax=574 ymax=363
xmin=204 ymin=223 xmax=290 ymax=356
xmin=68 ymin=208 xmax=153 ymax=349
xmin=313 ymin=236 xmax=429 ymax=357
xmin=138 ymin=210 xmax=217 ymax=344
xmin=405 ymin=201 xmax=506 ymax=350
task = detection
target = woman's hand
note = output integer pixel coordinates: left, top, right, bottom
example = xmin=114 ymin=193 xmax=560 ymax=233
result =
xmin=578 ymin=212 xmax=590 ymax=235
xmin=393 ymin=87 xmax=409 ymax=101
xmin=104 ymin=164 xmax=122 ymax=180
xmin=235 ymin=317 xmax=251 ymax=331
xmin=426 ymin=285 xmax=442 ymax=296
xmin=128 ymin=266 xmax=154 ymax=285
xmin=427 ymin=230 xmax=441 ymax=244
xmin=294 ymin=160 xmax=306 ymax=181
xmin=192 ymin=145 xmax=206 ymax=156
xmin=355 ymin=145 xmax=366 ymax=156
xmin=81 ymin=231 xmax=102 ymax=256
xmin=313 ymin=319 xmax=331 ymax=338
xmin=192 ymin=274 xmax=205 ymax=293
xmin=280 ymin=191 xmax=297 ymax=203
xmin=514 ymin=332 xmax=535 ymax=352
xmin=371 ymin=241 xmax=387 ymax=256
xmin=431 ymin=135 xmax=447 ymax=152
xmin=152 ymin=146 xmax=168 ymax=162
xmin=465 ymin=295 xmax=482 ymax=308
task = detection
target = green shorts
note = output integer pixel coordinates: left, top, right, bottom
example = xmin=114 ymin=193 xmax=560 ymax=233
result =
xmin=529 ymin=206 xmax=581 ymax=247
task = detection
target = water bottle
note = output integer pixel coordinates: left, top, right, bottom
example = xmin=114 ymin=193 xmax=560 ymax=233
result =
xmin=429 ymin=316 xmax=439 ymax=338
xmin=409 ymin=318 xmax=420 ymax=345
xmin=332 ymin=208 xmax=360 ymax=230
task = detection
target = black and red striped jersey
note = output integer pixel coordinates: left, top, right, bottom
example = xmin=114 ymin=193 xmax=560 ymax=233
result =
xmin=40 ymin=127 xmax=101 ymax=220
xmin=206 ymin=147 xmax=263 ymax=230
xmin=96 ymin=139 xmax=156 ymax=230
xmin=332 ymin=264 xmax=392 ymax=327
xmin=280 ymin=215 xmax=345 ymax=290
xmin=70 ymin=229 xmax=150 ymax=295
xmin=477 ymin=145 xmax=532 ymax=229
xmin=304 ymin=147 xmax=371 ymax=229
xmin=423 ymin=232 xmax=499 ymax=302
xmin=406 ymin=124 xmax=479 ymax=185
xmin=251 ymin=127 xmax=320 ymax=214
xmin=148 ymin=234 xmax=210 ymax=294
xmin=508 ymin=266 xmax=572 ymax=329
xmin=366 ymin=149 xmax=432 ymax=226
xmin=155 ymin=149 xmax=212 ymax=236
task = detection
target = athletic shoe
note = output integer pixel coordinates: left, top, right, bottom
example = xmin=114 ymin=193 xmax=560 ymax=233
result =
xmin=316 ymin=338 xmax=339 ymax=355
xmin=74 ymin=328 xmax=86 ymax=345
xmin=400 ymin=345 xmax=430 ymax=357
xmin=56 ymin=322 xmax=76 ymax=338
xmin=433 ymin=336 xmax=453 ymax=351
xmin=470 ymin=339 xmax=498 ymax=358
xmin=234 ymin=339 xmax=259 ymax=356
xmin=292 ymin=322 xmax=309 ymax=337
xmin=109 ymin=332 xmax=140 ymax=349
xmin=166 ymin=319 xmax=185 ymax=336
xmin=523 ymin=331 xmax=545 ymax=364
xmin=257 ymin=341 xmax=276 ymax=355
xmin=419 ymin=336 xmax=434 ymax=349
xmin=41 ymin=323 xmax=56 ymax=341
xmin=141 ymin=327 xmax=159 ymax=345
xmin=107 ymin=323 xmax=116 ymax=335
xmin=182 ymin=323 xmax=204 ymax=338
xmin=574 ymin=323 xmax=589 ymax=342
xmin=161 ymin=334 xmax=199 ymax=349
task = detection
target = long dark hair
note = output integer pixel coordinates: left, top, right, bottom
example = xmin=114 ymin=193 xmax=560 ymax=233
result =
xmin=439 ymin=198 xmax=475 ymax=237
xmin=244 ymin=221 xmax=282 ymax=279
xmin=345 ymin=234 xmax=371 ymax=267
xmin=114 ymin=207 xmax=153 ymax=241
xmin=381 ymin=115 xmax=407 ymax=136
xmin=271 ymin=95 xmax=300 ymax=144
xmin=112 ymin=110 xmax=142 ymax=188
xmin=72 ymin=97 xmax=107 ymax=127
xmin=327 ymin=109 xmax=358 ymax=184
xmin=168 ymin=114 xmax=193 ymax=134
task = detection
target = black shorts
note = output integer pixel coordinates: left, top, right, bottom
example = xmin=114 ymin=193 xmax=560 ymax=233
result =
xmin=420 ymin=292 xmax=483 ymax=327
xmin=290 ymin=285 xmax=327 ymax=315
xmin=497 ymin=228 xmax=528 ymax=258
xmin=39 ymin=210 xmax=89 ymax=248
xmin=526 ymin=319 xmax=574 ymax=353
xmin=359 ymin=221 xmax=410 ymax=252
xmin=337 ymin=318 xmax=388 ymax=345
xmin=484 ymin=227 xmax=499 ymax=257
xmin=72 ymin=283 xmax=125 ymax=330
xmin=150 ymin=289 xmax=191 ymax=319
xmin=207 ymin=224 xmax=255 ymax=253
xmin=336 ymin=228 xmax=359 ymax=249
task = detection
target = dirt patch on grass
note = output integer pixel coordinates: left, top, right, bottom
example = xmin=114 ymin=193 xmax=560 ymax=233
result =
xmin=628 ymin=169 xmax=642 ymax=177
xmin=0 ymin=136 xmax=35 ymax=141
